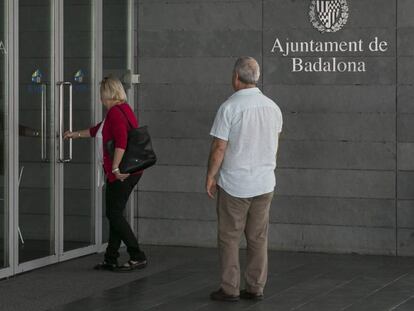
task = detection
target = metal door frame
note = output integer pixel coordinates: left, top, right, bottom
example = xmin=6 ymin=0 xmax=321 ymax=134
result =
xmin=0 ymin=0 xmax=14 ymax=280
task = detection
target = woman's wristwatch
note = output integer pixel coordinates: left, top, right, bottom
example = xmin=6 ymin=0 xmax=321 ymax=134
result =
xmin=112 ymin=168 xmax=120 ymax=174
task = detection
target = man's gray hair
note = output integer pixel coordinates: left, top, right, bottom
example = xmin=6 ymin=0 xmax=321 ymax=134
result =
xmin=233 ymin=57 xmax=260 ymax=84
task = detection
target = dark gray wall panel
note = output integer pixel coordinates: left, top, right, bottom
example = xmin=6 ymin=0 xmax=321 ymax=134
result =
xmin=138 ymin=218 xmax=217 ymax=247
xmin=398 ymin=86 xmax=414 ymax=113
xmin=139 ymin=111 xmax=215 ymax=139
xmin=276 ymin=169 xmax=395 ymax=199
xmin=138 ymin=191 xmax=216 ymax=221
xmin=398 ymin=143 xmax=414 ymax=170
xmin=398 ymin=229 xmax=414 ymax=256
xmin=278 ymin=141 xmax=395 ymax=170
xmin=139 ymin=166 xmax=205 ymax=193
xmin=397 ymin=200 xmax=414 ymax=228
xmin=398 ymin=57 xmax=414 ymax=85
xmin=271 ymin=196 xmax=395 ymax=227
xmin=138 ymin=219 xmax=395 ymax=255
xmin=139 ymin=58 xmax=250 ymax=84
xmin=138 ymin=191 xmax=394 ymax=228
xmin=138 ymin=84 xmax=231 ymax=112
xmin=397 ymin=172 xmax=414 ymax=199
xmin=282 ymin=113 xmax=395 ymax=142
xmin=398 ymin=115 xmax=414 ymax=142
xmin=398 ymin=28 xmax=414 ymax=56
xmin=139 ymin=1 xmax=261 ymax=31
xmin=264 ymin=85 xmax=396 ymax=113
xmin=136 ymin=0 xmax=406 ymax=256
xmin=150 ymin=138 xmax=210 ymax=166
xmin=398 ymin=0 xmax=414 ymax=28
xmin=152 ymin=139 xmax=395 ymax=170
xmin=139 ymin=30 xmax=261 ymax=58
xmin=268 ymin=224 xmax=395 ymax=255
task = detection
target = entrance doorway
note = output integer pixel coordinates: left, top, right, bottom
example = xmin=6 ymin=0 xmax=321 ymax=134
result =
xmin=0 ymin=0 xmax=137 ymax=277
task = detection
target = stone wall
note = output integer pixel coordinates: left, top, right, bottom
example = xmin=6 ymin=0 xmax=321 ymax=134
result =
xmin=136 ymin=0 xmax=414 ymax=256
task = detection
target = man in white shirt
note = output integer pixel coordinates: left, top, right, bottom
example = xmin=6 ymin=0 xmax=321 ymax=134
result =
xmin=207 ymin=56 xmax=283 ymax=302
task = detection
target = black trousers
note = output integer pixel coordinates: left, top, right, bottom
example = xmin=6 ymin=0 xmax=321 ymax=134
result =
xmin=104 ymin=174 xmax=146 ymax=264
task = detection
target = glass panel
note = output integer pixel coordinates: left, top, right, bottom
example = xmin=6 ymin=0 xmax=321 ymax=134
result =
xmin=0 ymin=0 xmax=7 ymax=269
xmin=63 ymin=0 xmax=94 ymax=252
xmin=18 ymin=0 xmax=54 ymax=263
xmin=102 ymin=0 xmax=130 ymax=243
xmin=103 ymin=0 xmax=129 ymax=80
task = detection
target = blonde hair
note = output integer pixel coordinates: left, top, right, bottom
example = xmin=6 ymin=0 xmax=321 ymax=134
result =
xmin=100 ymin=77 xmax=127 ymax=102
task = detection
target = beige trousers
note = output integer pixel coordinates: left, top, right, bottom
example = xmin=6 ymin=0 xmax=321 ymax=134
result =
xmin=217 ymin=187 xmax=274 ymax=296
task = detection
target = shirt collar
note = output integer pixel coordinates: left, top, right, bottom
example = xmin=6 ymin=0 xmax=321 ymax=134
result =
xmin=232 ymin=87 xmax=261 ymax=97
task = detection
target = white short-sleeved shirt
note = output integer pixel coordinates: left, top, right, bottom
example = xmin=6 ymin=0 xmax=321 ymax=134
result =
xmin=210 ymin=87 xmax=283 ymax=198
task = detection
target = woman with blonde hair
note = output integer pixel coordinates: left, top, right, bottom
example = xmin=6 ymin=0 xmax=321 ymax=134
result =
xmin=64 ymin=77 xmax=147 ymax=272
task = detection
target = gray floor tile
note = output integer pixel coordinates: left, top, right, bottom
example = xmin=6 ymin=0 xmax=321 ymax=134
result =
xmin=3 ymin=246 xmax=414 ymax=311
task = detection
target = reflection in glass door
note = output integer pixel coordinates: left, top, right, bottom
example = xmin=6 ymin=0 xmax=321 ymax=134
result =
xmin=18 ymin=0 xmax=55 ymax=264
xmin=62 ymin=0 xmax=94 ymax=253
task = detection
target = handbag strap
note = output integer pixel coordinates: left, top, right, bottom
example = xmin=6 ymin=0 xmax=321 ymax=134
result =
xmin=115 ymin=105 xmax=134 ymax=129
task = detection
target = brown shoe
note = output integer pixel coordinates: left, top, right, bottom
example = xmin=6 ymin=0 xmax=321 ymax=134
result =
xmin=240 ymin=289 xmax=264 ymax=301
xmin=210 ymin=288 xmax=240 ymax=302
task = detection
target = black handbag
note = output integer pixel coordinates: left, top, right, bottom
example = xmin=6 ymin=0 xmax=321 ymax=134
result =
xmin=106 ymin=106 xmax=157 ymax=173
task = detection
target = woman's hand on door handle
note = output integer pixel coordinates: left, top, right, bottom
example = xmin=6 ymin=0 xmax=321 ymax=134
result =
xmin=64 ymin=129 xmax=90 ymax=140
xmin=63 ymin=131 xmax=80 ymax=140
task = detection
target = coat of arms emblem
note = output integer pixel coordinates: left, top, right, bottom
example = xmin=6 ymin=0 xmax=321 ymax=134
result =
xmin=309 ymin=0 xmax=349 ymax=33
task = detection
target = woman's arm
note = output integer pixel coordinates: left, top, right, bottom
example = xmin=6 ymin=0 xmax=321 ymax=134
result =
xmin=63 ymin=129 xmax=91 ymax=140
xmin=112 ymin=148 xmax=125 ymax=170
xmin=111 ymin=147 xmax=130 ymax=181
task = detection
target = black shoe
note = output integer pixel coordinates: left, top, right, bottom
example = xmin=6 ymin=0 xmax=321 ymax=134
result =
xmin=116 ymin=259 xmax=147 ymax=272
xmin=210 ymin=288 xmax=240 ymax=302
xmin=93 ymin=261 xmax=118 ymax=271
xmin=240 ymin=289 xmax=264 ymax=301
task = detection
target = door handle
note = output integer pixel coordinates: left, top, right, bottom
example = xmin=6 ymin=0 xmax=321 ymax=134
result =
xmin=40 ymin=83 xmax=47 ymax=161
xmin=57 ymin=82 xmax=73 ymax=163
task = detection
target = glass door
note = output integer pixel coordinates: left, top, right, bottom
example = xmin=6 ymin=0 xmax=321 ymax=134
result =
xmin=18 ymin=0 xmax=56 ymax=266
xmin=102 ymin=0 xmax=135 ymax=244
xmin=10 ymin=0 xmax=135 ymax=275
xmin=17 ymin=0 xmax=97 ymax=268
xmin=60 ymin=0 xmax=95 ymax=256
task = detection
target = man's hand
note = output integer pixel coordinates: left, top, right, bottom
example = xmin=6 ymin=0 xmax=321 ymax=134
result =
xmin=206 ymin=138 xmax=227 ymax=199
xmin=206 ymin=176 xmax=217 ymax=199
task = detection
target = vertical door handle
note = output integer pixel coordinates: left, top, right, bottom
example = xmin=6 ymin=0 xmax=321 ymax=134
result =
xmin=57 ymin=82 xmax=73 ymax=163
xmin=40 ymin=83 xmax=48 ymax=161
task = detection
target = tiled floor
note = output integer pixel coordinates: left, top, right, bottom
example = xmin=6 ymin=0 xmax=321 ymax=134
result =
xmin=3 ymin=246 xmax=414 ymax=311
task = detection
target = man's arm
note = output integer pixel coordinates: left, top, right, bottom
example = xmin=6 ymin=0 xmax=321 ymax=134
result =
xmin=206 ymin=137 xmax=228 ymax=199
